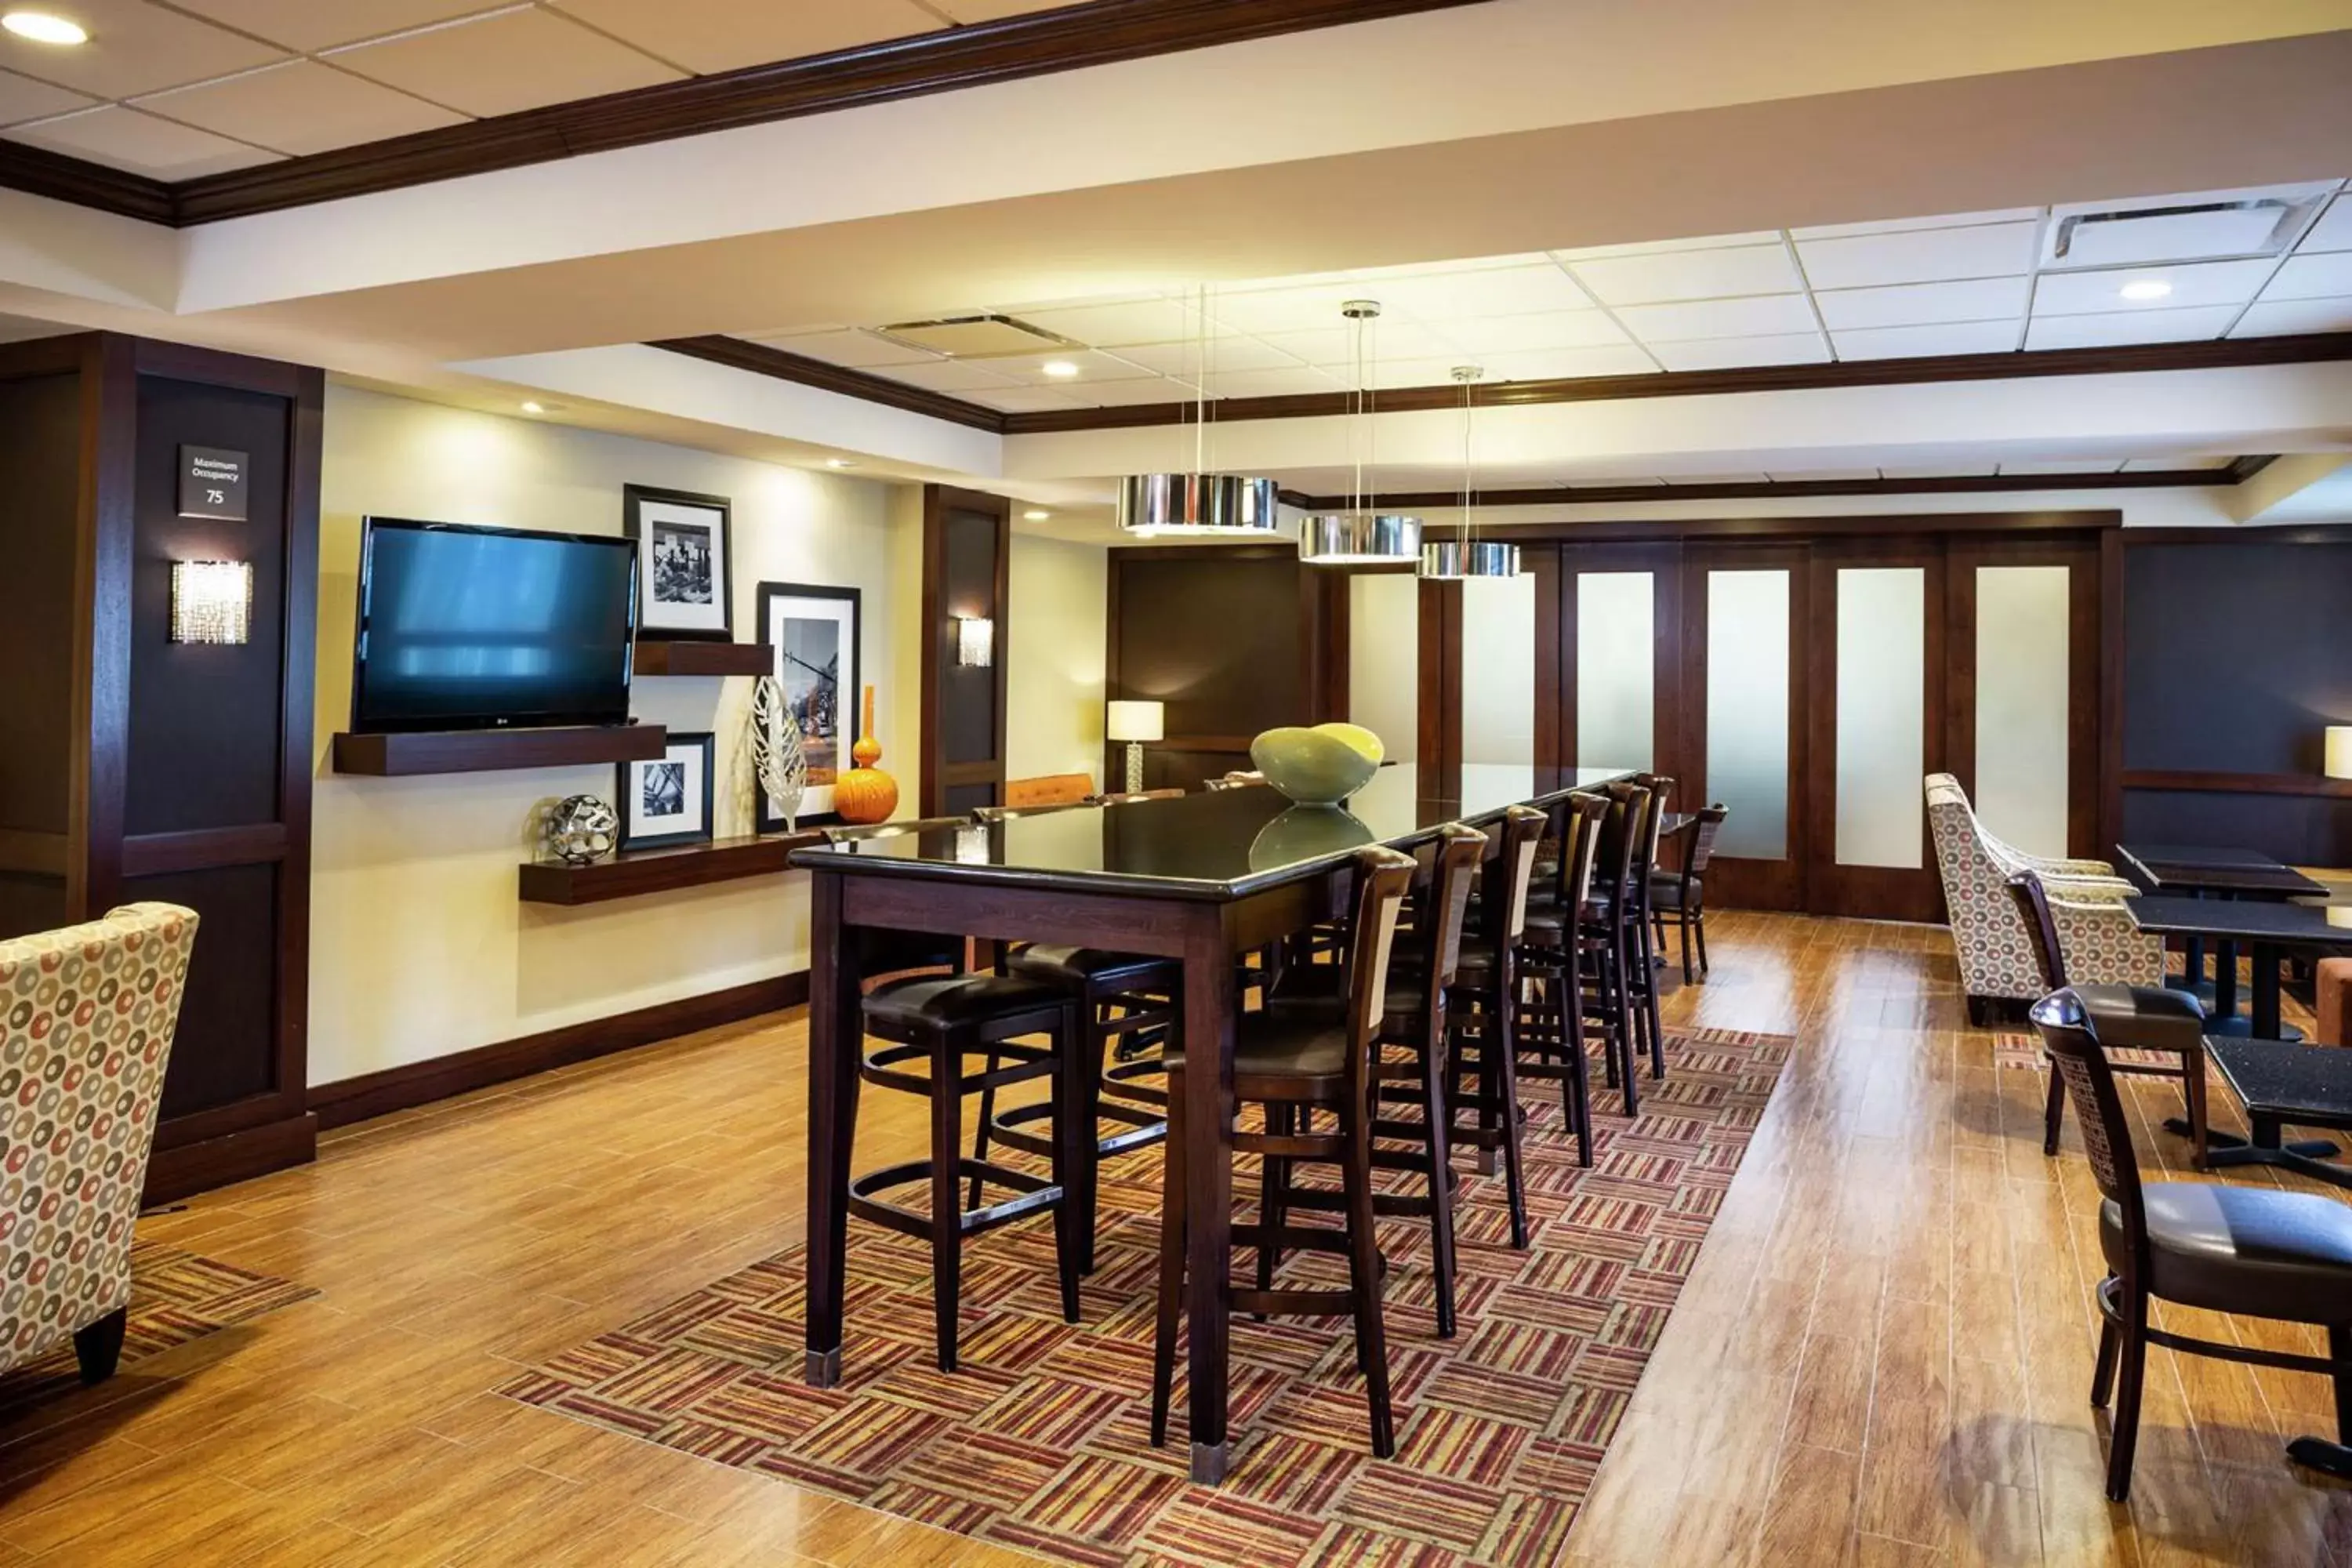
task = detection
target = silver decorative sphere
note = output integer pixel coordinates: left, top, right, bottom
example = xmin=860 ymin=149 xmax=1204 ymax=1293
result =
xmin=545 ymin=794 xmax=618 ymax=864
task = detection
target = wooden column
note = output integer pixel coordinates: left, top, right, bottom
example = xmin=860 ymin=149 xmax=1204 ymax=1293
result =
xmin=918 ymin=485 xmax=1011 ymax=816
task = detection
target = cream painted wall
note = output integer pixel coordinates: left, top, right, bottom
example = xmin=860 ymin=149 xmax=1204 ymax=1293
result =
xmin=1348 ymin=574 xmax=1420 ymax=764
xmin=310 ymin=386 xmax=909 ymax=1087
xmin=1005 ymin=534 xmax=1108 ymax=787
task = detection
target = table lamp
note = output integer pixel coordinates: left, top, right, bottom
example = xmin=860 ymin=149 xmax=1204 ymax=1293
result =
xmin=2328 ymin=726 xmax=2352 ymax=782
xmin=1106 ymin=700 xmax=1163 ymax=794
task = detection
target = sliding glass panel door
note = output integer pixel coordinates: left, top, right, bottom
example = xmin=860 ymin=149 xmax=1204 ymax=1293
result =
xmin=1576 ymin=572 xmax=1654 ymax=771
xmin=1682 ymin=544 xmax=1808 ymax=909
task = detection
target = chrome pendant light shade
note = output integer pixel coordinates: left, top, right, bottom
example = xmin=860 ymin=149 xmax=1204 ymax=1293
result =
xmin=1117 ymin=472 xmax=1282 ymax=536
xmin=1299 ymin=511 xmax=1421 ymax=565
xmin=1417 ymin=539 xmax=1520 ymax=579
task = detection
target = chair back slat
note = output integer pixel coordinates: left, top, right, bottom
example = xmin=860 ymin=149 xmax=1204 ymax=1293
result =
xmin=2030 ymin=990 xmax=2146 ymax=1255
xmin=1415 ymin=825 xmax=1488 ymax=995
xmin=2003 ymin=870 xmax=2069 ymax=990
xmin=1686 ymin=804 xmax=1728 ymax=877
xmin=1636 ymin=774 xmax=1675 ymax=873
xmin=1488 ymin=804 xmax=1547 ymax=944
xmin=1562 ymin=792 xmax=1610 ymax=909
xmin=1345 ymin=848 xmax=1418 ymax=1064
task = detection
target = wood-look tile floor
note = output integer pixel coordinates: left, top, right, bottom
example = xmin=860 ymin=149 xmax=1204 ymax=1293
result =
xmin=2 ymin=912 xmax=2345 ymax=1565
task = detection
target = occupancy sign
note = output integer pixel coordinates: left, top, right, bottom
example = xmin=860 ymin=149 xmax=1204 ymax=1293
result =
xmin=179 ymin=445 xmax=249 ymax=521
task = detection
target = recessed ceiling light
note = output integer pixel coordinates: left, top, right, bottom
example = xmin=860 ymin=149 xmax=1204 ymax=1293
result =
xmin=1040 ymin=361 xmax=1080 ymax=379
xmin=1022 ymin=510 xmax=1050 ymax=521
xmin=2 ymin=9 xmax=88 ymax=44
xmin=2117 ymin=278 xmax=2173 ymax=302
xmin=519 ymin=401 xmax=546 ymax=414
xmin=826 ymin=458 xmax=857 ymax=469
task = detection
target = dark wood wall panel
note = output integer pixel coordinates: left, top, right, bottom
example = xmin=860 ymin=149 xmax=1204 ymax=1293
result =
xmin=938 ymin=507 xmax=1000 ymax=767
xmin=918 ymin=485 xmax=1010 ymax=815
xmin=0 ymin=370 xmax=82 ymax=940
xmin=131 ymin=861 xmax=281 ymax=1120
xmin=125 ymin=376 xmax=289 ymax=836
xmin=2121 ymin=789 xmax=2352 ymax=869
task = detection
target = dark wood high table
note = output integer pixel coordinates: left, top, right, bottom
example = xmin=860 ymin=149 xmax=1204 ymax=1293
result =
xmin=2117 ymin=844 xmax=2331 ymax=1031
xmin=790 ymin=764 xmax=1635 ymax=1484
xmin=2125 ymin=895 xmax=2352 ymax=1040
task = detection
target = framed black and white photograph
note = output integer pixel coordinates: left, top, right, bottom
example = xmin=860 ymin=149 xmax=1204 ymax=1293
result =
xmin=624 ymin=485 xmax=733 ymax=640
xmin=618 ymin=731 xmax=716 ymax=851
xmin=757 ymin=582 xmax=859 ymax=831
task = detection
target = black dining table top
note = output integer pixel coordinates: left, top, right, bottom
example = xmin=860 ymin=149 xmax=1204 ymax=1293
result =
xmin=2125 ymin=894 xmax=2352 ymax=946
xmin=2205 ymin=1036 xmax=2352 ymax=1128
xmin=790 ymin=764 xmax=1639 ymax=900
xmin=2117 ymin=842 xmax=2329 ymax=899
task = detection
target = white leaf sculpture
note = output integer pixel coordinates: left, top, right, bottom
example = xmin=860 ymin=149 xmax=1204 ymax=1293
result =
xmin=750 ymin=675 xmax=808 ymax=833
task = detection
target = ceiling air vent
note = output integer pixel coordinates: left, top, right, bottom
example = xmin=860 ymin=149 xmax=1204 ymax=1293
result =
xmin=870 ymin=314 xmax=1078 ymax=358
xmin=2042 ymin=189 xmax=2328 ymax=270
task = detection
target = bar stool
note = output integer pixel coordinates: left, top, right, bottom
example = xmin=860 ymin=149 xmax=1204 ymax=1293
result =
xmin=848 ymin=972 xmax=1083 ymax=1370
xmin=1626 ymin=774 xmax=1675 ymax=1078
xmin=1517 ymin=792 xmax=1608 ymax=1160
xmin=1436 ymin=804 xmax=1547 ymax=1247
xmin=1151 ymin=846 xmax=1419 ymax=1457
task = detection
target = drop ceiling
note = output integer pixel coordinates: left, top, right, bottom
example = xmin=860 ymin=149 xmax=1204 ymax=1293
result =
xmin=731 ymin=181 xmax=2352 ymax=414
xmin=0 ymin=0 xmax=1067 ymax=176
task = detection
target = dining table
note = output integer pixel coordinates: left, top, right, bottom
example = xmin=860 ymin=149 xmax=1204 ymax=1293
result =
xmin=2117 ymin=843 xmax=2331 ymax=1029
xmin=2125 ymin=894 xmax=2352 ymax=1041
xmin=789 ymin=762 xmax=1638 ymax=1484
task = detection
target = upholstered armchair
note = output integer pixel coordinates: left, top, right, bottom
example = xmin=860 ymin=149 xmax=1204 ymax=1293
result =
xmin=0 ymin=903 xmax=198 ymax=1383
xmin=1925 ymin=775 xmax=2161 ymax=1022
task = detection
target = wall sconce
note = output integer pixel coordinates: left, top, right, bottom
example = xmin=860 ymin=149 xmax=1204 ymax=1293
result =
xmin=170 ymin=561 xmax=252 ymax=644
xmin=955 ymin=615 xmax=994 ymax=668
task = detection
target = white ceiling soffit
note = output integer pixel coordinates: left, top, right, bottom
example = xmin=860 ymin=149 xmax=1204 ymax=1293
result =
xmin=2230 ymin=451 xmax=2352 ymax=521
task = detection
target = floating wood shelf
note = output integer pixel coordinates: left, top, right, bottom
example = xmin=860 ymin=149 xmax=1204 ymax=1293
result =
xmin=517 ymin=831 xmax=826 ymax=905
xmin=332 ymin=724 xmax=667 ymax=777
xmin=635 ymin=640 xmax=772 ymax=677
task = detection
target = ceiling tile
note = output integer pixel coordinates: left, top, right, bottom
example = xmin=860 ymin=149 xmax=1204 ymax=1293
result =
xmin=1997 ymin=459 xmax=2125 ymax=475
xmin=1829 ymin=321 xmax=2021 ymax=360
xmin=546 ymin=0 xmax=942 ymax=74
xmin=1442 ymin=310 xmax=1628 ymax=354
xmin=1203 ymin=281 xmax=1390 ymax=337
xmin=1065 ymin=376 xmax=1195 ymax=407
xmin=1553 ymin=230 xmax=1780 ymax=261
xmin=2023 ymin=306 xmax=2239 ymax=350
xmin=1356 ymin=263 xmax=1590 ymax=320
xmin=325 ymin=7 xmax=683 ymax=118
xmin=3 ymin=103 xmax=277 ymax=176
xmin=2031 ymin=257 xmax=2274 ymax=315
xmin=165 ymin=0 xmax=506 ymax=52
xmin=1200 ymin=367 xmax=1344 ymax=399
xmin=2301 ymin=194 xmax=2352 ymax=254
xmin=1113 ymin=336 xmax=1301 ymax=376
xmin=1366 ymin=355 xmax=1466 ymax=390
xmin=0 ymin=67 xmax=95 ymax=125
xmin=984 ymin=348 xmax=1158 ymax=386
xmin=2261 ymin=251 xmax=2352 ymax=302
xmin=964 ymin=384 xmax=1081 ymax=412
xmin=1790 ymin=207 xmax=2043 ymax=241
xmin=1254 ymin=320 xmax=1460 ymax=367
xmin=2229 ymin=298 xmax=2352 ymax=337
xmin=1649 ymin=332 xmax=1829 ymax=372
xmin=747 ymin=328 xmax=936 ymax=368
xmin=1348 ymin=252 xmax=1551 ymax=280
xmin=1475 ymin=344 xmax=1657 ymax=381
xmin=0 ymin=0 xmax=288 ymax=98
xmin=1566 ymin=244 xmax=1801 ymax=307
xmin=875 ymin=358 xmax=1018 ymax=392
xmin=1794 ymin=220 xmax=2038 ymax=289
xmin=135 ymin=60 xmax=464 ymax=156
xmin=1008 ymin=296 xmax=1199 ymax=348
xmin=1813 ymin=276 xmax=2029 ymax=331
xmin=1614 ymin=293 xmax=1817 ymax=343
xmin=2118 ymin=456 xmax=2234 ymax=471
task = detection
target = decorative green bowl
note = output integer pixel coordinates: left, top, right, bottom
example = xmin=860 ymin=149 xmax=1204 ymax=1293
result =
xmin=1247 ymin=722 xmax=1384 ymax=807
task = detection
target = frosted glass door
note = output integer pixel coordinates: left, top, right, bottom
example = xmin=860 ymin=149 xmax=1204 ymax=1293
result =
xmin=1973 ymin=565 xmax=2070 ymax=859
xmin=1577 ymin=572 xmax=1653 ymax=770
xmin=1704 ymin=570 xmax=1791 ymax=860
xmin=1832 ymin=568 xmax=1926 ymax=869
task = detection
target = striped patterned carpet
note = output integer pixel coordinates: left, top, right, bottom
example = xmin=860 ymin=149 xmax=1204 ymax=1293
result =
xmin=499 ymin=1025 xmax=1788 ymax=1566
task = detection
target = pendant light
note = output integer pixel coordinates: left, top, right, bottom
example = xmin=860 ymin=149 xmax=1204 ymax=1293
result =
xmin=1118 ymin=285 xmax=1281 ymax=538
xmin=1419 ymin=365 xmax=1519 ymax=579
xmin=1298 ymin=300 xmax=1421 ymax=565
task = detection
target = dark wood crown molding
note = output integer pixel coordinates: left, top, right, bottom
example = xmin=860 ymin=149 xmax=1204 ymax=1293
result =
xmin=0 ymin=0 xmax=1492 ymax=227
xmin=1294 ymin=465 xmax=2267 ymax=511
xmin=652 ymin=335 xmax=1006 ymax=432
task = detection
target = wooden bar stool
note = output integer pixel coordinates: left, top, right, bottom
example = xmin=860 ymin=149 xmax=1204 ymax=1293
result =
xmin=1151 ymin=845 xmax=1419 ymax=1457
xmin=1439 ymin=804 xmax=1547 ymax=1247
xmin=1627 ymin=774 xmax=1675 ymax=1076
xmin=848 ymin=973 xmax=1083 ymax=1370
xmin=1517 ymin=792 xmax=1608 ymax=1162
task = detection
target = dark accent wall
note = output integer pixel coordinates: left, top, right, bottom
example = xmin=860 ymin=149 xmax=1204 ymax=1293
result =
xmin=1104 ymin=545 xmax=1346 ymax=792
xmin=2118 ymin=530 xmax=2352 ymax=865
xmin=918 ymin=485 xmax=1011 ymax=815
xmin=0 ymin=332 xmax=322 ymax=1202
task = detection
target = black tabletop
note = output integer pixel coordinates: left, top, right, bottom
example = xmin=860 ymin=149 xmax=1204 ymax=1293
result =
xmin=2118 ymin=843 xmax=2327 ymax=898
xmin=791 ymin=764 xmax=1638 ymax=899
xmin=2205 ymin=1036 xmax=2352 ymax=1127
xmin=2126 ymin=895 xmax=2352 ymax=946
xmin=2120 ymin=843 xmax=2285 ymax=873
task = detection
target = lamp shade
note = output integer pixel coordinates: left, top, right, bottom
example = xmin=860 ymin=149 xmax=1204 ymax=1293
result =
xmin=2328 ymin=726 xmax=2352 ymax=781
xmin=1107 ymin=700 xmax=1164 ymax=743
xmin=1299 ymin=513 xmax=1421 ymax=565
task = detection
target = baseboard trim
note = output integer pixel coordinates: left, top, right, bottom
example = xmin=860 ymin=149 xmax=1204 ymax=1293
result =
xmin=143 ymin=1112 xmax=318 ymax=1205
xmin=309 ymin=971 xmax=810 ymax=1132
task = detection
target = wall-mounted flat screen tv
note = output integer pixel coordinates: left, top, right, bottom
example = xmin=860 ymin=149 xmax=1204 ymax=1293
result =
xmin=350 ymin=518 xmax=638 ymax=733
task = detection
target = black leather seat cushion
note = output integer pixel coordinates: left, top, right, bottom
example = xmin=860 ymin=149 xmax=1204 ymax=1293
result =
xmin=1646 ymin=869 xmax=1695 ymax=910
xmin=2102 ymin=1184 xmax=2352 ymax=1323
xmin=863 ymin=973 xmax=1066 ymax=1031
xmin=1232 ymin=1007 xmax=1352 ymax=1079
xmin=2072 ymin=982 xmax=2206 ymax=1054
xmin=1008 ymin=944 xmax=1177 ymax=991
xmin=1267 ymin=966 xmax=1428 ymax=1020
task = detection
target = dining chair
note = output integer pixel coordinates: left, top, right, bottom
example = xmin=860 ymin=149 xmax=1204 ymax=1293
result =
xmin=1094 ymin=788 xmax=1186 ymax=804
xmin=1517 ymin=792 xmax=1609 ymax=1159
xmin=1436 ymin=804 xmax=1547 ymax=1246
xmin=1004 ymin=771 xmax=1096 ymax=808
xmin=2030 ymin=988 xmax=2352 ymax=1501
xmin=1528 ymin=784 xmax=1645 ymax=1113
xmin=1626 ymin=775 xmax=1675 ymax=1076
xmin=2006 ymin=870 xmax=2212 ymax=1164
xmin=1151 ymin=845 xmax=1419 ymax=1457
xmin=1651 ymin=804 xmax=1727 ymax=982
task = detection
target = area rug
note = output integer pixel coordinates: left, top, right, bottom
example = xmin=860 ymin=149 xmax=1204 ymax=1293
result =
xmin=0 ymin=1242 xmax=320 ymax=1421
xmin=498 ymin=1025 xmax=1788 ymax=1567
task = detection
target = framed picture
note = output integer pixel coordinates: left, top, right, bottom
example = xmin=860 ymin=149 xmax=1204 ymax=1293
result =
xmin=619 ymin=731 xmax=716 ymax=851
xmin=757 ymin=583 xmax=859 ymax=831
xmin=624 ymin=485 xmax=732 ymax=640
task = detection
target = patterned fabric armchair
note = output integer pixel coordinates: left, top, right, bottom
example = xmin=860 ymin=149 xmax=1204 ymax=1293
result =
xmin=0 ymin=903 xmax=198 ymax=1382
xmin=1925 ymin=775 xmax=2161 ymax=1022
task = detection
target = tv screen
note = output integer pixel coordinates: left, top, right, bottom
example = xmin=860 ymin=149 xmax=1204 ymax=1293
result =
xmin=351 ymin=518 xmax=638 ymax=732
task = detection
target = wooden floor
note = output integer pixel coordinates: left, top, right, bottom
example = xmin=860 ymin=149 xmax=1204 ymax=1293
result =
xmin=1 ymin=911 xmax=2345 ymax=1565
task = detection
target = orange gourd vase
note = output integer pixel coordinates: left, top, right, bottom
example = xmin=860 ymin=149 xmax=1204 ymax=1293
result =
xmin=832 ymin=684 xmax=898 ymax=825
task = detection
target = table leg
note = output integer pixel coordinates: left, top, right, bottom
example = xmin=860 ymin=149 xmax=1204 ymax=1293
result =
xmin=2212 ymin=938 xmax=2239 ymax=1022
xmin=1180 ymin=907 xmax=1237 ymax=1485
xmin=805 ymin=871 xmax=865 ymax=1387
xmin=2252 ymin=940 xmax=2282 ymax=1040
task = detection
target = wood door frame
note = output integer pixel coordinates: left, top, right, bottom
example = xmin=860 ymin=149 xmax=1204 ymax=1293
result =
xmin=1676 ymin=541 xmax=1811 ymax=911
xmin=917 ymin=484 xmax=1011 ymax=815
xmin=1544 ymin=542 xmax=1684 ymax=782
